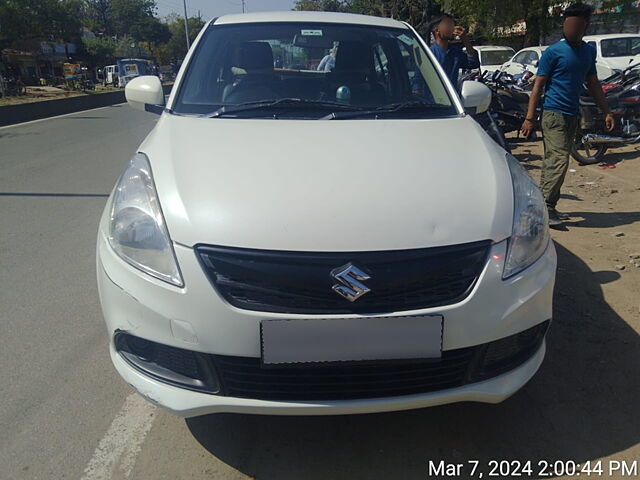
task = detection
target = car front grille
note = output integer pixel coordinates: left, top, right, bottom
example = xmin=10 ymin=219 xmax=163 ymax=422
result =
xmin=115 ymin=321 xmax=549 ymax=402
xmin=195 ymin=241 xmax=491 ymax=314
xmin=214 ymin=349 xmax=474 ymax=401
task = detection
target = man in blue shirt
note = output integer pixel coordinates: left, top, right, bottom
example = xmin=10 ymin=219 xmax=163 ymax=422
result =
xmin=521 ymin=2 xmax=614 ymax=226
xmin=428 ymin=14 xmax=479 ymax=88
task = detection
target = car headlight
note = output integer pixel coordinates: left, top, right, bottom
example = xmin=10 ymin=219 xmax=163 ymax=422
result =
xmin=108 ymin=153 xmax=183 ymax=287
xmin=503 ymin=153 xmax=549 ymax=279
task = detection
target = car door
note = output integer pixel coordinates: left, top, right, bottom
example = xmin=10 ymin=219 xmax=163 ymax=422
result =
xmin=503 ymin=50 xmax=529 ymax=75
xmin=525 ymin=50 xmax=540 ymax=71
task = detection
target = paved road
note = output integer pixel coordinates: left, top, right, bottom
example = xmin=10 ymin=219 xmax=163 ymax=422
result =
xmin=1 ymin=106 xmax=638 ymax=480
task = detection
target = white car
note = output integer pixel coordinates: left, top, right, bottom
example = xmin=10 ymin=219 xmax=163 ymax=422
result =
xmin=500 ymin=46 xmax=548 ymax=76
xmin=583 ymin=33 xmax=640 ymax=80
xmin=473 ymin=46 xmax=516 ymax=74
xmin=98 ymin=11 xmax=556 ymax=417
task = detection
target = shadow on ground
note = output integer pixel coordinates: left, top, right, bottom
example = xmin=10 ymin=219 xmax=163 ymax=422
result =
xmin=186 ymin=242 xmax=639 ymax=480
xmin=565 ymin=211 xmax=640 ymax=229
xmin=599 ymin=146 xmax=640 ymax=165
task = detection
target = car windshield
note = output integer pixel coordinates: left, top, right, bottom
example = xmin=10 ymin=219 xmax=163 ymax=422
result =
xmin=172 ymin=22 xmax=456 ymax=118
xmin=600 ymin=37 xmax=640 ymax=58
xmin=480 ymin=49 xmax=515 ymax=66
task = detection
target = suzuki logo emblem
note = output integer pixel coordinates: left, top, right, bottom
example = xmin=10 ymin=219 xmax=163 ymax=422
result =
xmin=330 ymin=263 xmax=371 ymax=302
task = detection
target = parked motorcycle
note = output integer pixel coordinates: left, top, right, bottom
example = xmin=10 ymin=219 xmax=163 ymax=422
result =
xmin=460 ymin=70 xmax=532 ymax=152
xmin=459 ymin=70 xmax=509 ymax=151
xmin=571 ymin=64 xmax=640 ymax=164
xmin=0 ymin=75 xmax=26 ymax=97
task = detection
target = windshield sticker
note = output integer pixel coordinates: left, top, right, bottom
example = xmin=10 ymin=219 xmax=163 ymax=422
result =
xmin=397 ymin=34 xmax=414 ymax=46
xmin=301 ymin=29 xmax=323 ymax=36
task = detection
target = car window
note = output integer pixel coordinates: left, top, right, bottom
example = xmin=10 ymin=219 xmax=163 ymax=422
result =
xmin=373 ymin=43 xmax=390 ymax=84
xmin=172 ymin=22 xmax=455 ymax=116
xmin=513 ymin=51 xmax=529 ymax=64
xmin=520 ymin=51 xmax=537 ymax=65
xmin=600 ymin=37 xmax=640 ymax=57
xmin=480 ymin=49 xmax=515 ymax=66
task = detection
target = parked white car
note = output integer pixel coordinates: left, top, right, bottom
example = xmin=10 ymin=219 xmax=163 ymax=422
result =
xmin=500 ymin=46 xmax=548 ymax=76
xmin=474 ymin=46 xmax=516 ymax=74
xmin=98 ymin=11 xmax=555 ymax=417
xmin=583 ymin=33 xmax=640 ymax=80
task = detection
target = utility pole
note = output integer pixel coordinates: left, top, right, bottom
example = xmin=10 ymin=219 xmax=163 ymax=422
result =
xmin=242 ymin=0 xmax=246 ymax=13
xmin=183 ymin=0 xmax=190 ymax=50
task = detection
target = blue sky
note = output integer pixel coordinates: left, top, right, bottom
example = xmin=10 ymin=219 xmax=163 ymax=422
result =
xmin=155 ymin=0 xmax=297 ymax=20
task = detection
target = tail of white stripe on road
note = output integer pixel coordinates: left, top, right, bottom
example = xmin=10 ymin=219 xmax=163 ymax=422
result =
xmin=81 ymin=393 xmax=156 ymax=480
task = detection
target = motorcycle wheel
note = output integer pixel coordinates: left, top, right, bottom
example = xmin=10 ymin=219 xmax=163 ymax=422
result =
xmin=570 ymin=134 xmax=608 ymax=165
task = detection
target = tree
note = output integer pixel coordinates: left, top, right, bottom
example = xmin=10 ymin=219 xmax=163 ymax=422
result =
xmin=295 ymin=0 xmax=636 ymax=47
xmin=293 ymin=0 xmax=347 ymax=11
xmin=0 ymin=0 xmax=83 ymax=50
xmin=437 ymin=0 xmax=635 ymax=46
xmin=82 ymin=35 xmax=117 ymax=65
xmin=130 ymin=16 xmax=170 ymax=45
xmin=84 ymin=0 xmax=113 ymax=35
xmin=110 ymin=0 xmax=156 ymax=37
xmin=293 ymin=0 xmax=441 ymax=35
xmin=154 ymin=13 xmax=205 ymax=64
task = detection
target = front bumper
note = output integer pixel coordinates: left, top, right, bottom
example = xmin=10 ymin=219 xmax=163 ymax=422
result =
xmin=97 ymin=232 xmax=556 ymax=416
xmin=111 ymin=339 xmax=546 ymax=417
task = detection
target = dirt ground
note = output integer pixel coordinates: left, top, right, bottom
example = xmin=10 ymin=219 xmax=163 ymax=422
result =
xmin=508 ymin=136 xmax=640 ymax=478
xmin=510 ymin=134 xmax=640 ymax=282
xmin=0 ymin=85 xmax=121 ymax=106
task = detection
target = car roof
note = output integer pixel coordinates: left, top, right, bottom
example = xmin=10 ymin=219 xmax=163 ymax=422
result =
xmin=474 ymin=45 xmax=515 ymax=51
xmin=514 ymin=46 xmax=547 ymax=54
xmin=213 ymin=11 xmax=408 ymax=29
xmin=583 ymin=33 xmax=640 ymax=41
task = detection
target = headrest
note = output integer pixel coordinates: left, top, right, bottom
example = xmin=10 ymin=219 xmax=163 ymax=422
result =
xmin=231 ymin=42 xmax=274 ymax=71
xmin=335 ymin=42 xmax=371 ymax=72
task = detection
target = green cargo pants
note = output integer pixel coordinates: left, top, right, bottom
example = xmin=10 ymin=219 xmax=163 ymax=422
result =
xmin=540 ymin=110 xmax=578 ymax=209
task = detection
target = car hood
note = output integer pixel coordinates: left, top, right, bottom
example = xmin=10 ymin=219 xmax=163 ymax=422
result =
xmin=140 ymin=115 xmax=513 ymax=251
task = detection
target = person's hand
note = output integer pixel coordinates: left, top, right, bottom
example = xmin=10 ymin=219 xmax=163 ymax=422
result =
xmin=453 ymin=26 xmax=467 ymax=40
xmin=520 ymin=118 xmax=536 ymax=138
xmin=605 ymin=113 xmax=615 ymax=132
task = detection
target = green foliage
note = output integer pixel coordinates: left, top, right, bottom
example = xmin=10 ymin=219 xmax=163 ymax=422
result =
xmin=294 ymin=0 xmax=636 ymax=46
xmin=0 ymin=0 xmax=83 ymax=49
xmin=294 ymin=0 xmax=441 ymax=33
xmin=82 ymin=35 xmax=117 ymax=63
xmin=109 ymin=0 xmax=156 ymax=37
xmin=438 ymin=0 xmax=635 ymax=46
xmin=154 ymin=13 xmax=205 ymax=64
xmin=130 ymin=16 xmax=170 ymax=45
xmin=293 ymin=0 xmax=348 ymax=11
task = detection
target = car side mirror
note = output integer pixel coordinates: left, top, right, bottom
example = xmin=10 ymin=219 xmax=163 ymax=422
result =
xmin=125 ymin=75 xmax=164 ymax=114
xmin=530 ymin=60 xmax=539 ymax=68
xmin=461 ymin=81 xmax=492 ymax=114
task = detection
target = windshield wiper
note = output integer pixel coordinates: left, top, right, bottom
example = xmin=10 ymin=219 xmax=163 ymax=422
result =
xmin=208 ymin=98 xmax=364 ymax=118
xmin=320 ymin=100 xmax=452 ymax=120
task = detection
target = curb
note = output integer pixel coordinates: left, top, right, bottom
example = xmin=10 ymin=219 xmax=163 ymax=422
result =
xmin=0 ymin=84 xmax=173 ymax=127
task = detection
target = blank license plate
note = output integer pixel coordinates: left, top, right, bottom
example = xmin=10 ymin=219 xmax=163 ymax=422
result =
xmin=260 ymin=315 xmax=443 ymax=366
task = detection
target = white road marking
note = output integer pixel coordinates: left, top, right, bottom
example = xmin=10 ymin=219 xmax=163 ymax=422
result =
xmin=0 ymin=103 xmax=127 ymax=130
xmin=81 ymin=393 xmax=156 ymax=480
